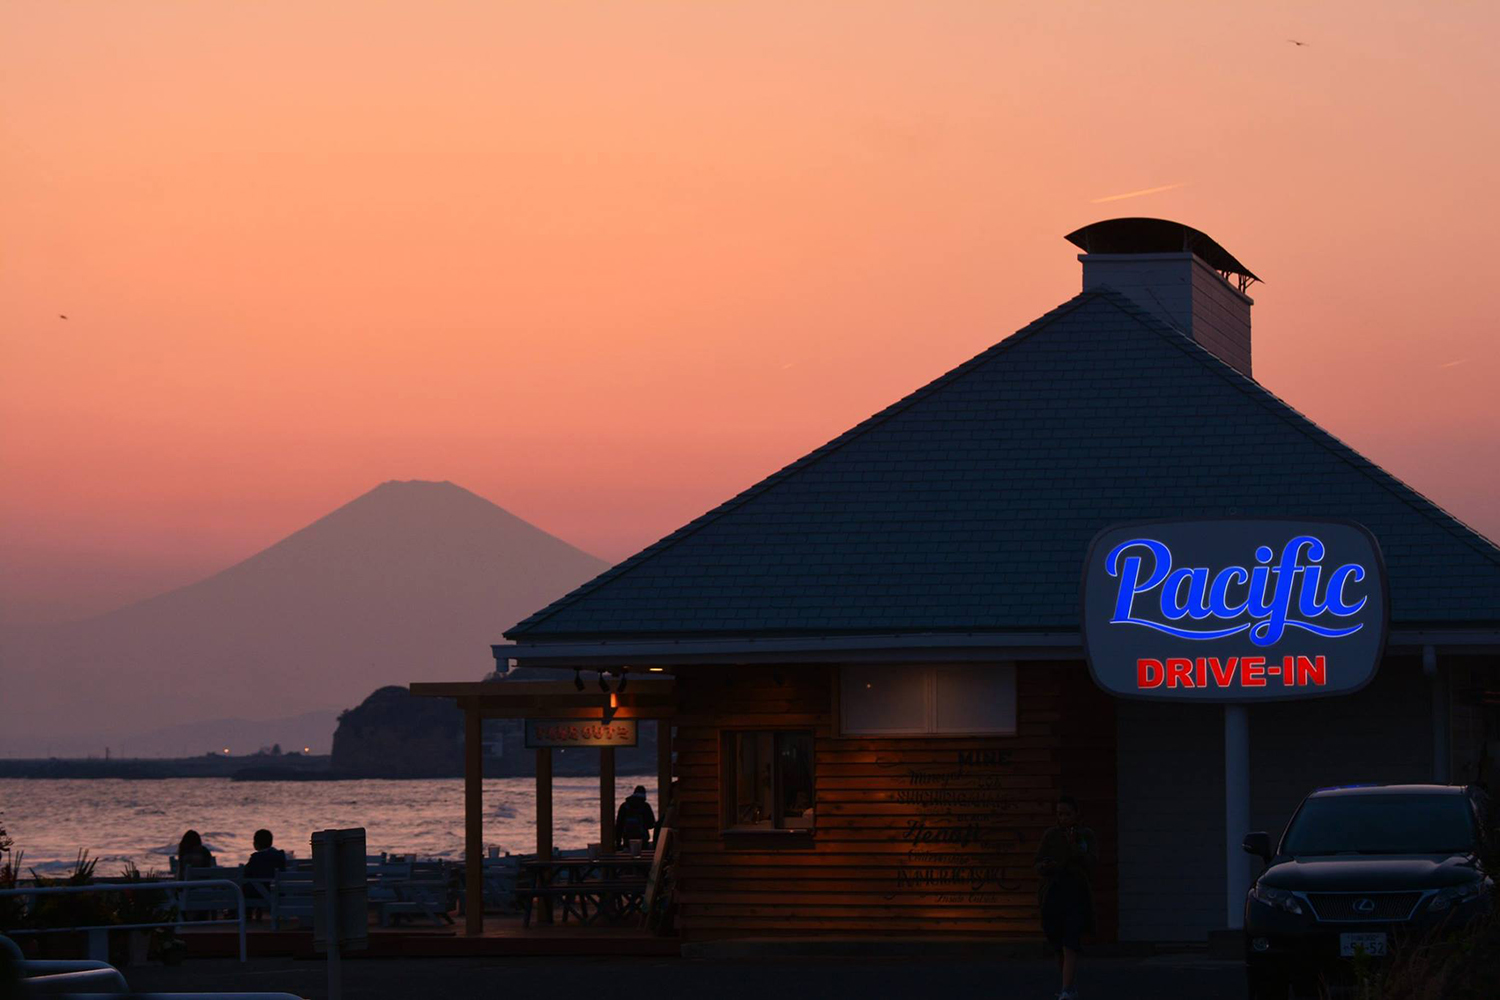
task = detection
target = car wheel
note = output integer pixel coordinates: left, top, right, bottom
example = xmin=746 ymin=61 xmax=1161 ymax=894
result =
xmin=1247 ymin=963 xmax=1291 ymax=1000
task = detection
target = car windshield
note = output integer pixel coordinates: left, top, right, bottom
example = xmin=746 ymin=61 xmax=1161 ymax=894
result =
xmin=1282 ymin=794 xmax=1475 ymax=856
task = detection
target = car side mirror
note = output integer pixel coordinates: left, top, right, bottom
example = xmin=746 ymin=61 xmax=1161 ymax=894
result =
xmin=1242 ymin=831 xmax=1272 ymax=864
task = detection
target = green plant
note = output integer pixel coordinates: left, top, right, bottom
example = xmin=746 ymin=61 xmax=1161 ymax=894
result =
xmin=25 ymin=850 xmax=111 ymax=930
xmin=0 ymin=830 xmax=23 ymax=930
xmin=1335 ymin=799 xmax=1500 ymax=1000
xmin=112 ymin=860 xmax=175 ymax=927
xmin=0 ymin=847 xmax=186 ymax=937
xmin=1335 ymin=911 xmax=1498 ymax=1000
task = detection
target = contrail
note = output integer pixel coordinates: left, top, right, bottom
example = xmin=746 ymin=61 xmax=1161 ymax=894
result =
xmin=1439 ymin=359 xmax=1468 ymax=369
xmin=1091 ymin=182 xmax=1188 ymax=204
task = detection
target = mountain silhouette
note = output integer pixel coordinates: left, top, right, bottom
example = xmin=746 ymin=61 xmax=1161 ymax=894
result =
xmin=1 ymin=481 xmax=609 ymax=752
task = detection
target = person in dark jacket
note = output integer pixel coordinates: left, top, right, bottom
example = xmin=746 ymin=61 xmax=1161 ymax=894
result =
xmin=1035 ymin=795 xmax=1098 ymax=1000
xmin=615 ymin=786 xmax=657 ymax=851
xmin=242 ymin=829 xmax=287 ymax=918
xmin=243 ymin=829 xmax=287 ymax=879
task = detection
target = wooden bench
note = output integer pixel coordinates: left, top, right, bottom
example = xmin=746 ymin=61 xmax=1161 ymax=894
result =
xmin=520 ymin=880 xmax=645 ymax=927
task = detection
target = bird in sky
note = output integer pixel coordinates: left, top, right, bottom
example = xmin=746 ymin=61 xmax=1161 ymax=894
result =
xmin=1288 ymin=39 xmax=1308 ymax=47
xmin=58 ymin=314 xmax=68 ymax=320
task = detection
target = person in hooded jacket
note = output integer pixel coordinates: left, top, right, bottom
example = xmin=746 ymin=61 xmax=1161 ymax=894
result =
xmin=615 ymin=786 xmax=657 ymax=851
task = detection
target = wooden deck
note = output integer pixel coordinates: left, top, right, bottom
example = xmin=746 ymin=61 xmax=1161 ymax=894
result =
xmin=181 ymin=913 xmax=679 ymax=958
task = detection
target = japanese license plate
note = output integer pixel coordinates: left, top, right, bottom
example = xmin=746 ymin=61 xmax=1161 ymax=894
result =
xmin=1340 ymin=932 xmax=1388 ymax=958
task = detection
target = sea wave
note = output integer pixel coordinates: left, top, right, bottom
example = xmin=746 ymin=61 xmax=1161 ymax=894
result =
xmin=0 ymin=775 xmax=660 ymax=871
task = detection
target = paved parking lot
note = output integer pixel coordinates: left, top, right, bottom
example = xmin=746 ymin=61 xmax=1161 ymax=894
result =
xmin=127 ymin=953 xmax=1248 ymax=999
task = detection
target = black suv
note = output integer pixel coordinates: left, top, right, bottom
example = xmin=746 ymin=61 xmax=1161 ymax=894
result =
xmin=1242 ymin=784 xmax=1491 ymax=998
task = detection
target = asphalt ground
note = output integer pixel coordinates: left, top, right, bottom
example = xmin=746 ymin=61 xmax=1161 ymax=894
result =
xmin=124 ymin=953 xmax=1248 ymax=999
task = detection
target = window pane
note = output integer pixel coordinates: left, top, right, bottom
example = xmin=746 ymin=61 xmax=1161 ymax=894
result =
xmin=777 ymin=732 xmax=815 ymax=829
xmin=1282 ymin=795 xmax=1476 ymax=855
xmin=841 ymin=664 xmax=927 ymax=734
xmin=934 ymin=663 xmax=1017 ymax=734
xmin=732 ymin=732 xmax=775 ymax=828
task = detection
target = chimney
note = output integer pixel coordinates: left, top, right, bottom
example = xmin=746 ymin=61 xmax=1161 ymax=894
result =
xmin=1065 ymin=218 xmax=1259 ymax=378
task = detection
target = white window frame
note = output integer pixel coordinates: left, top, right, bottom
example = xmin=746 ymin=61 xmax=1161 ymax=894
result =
xmin=837 ymin=663 xmax=1017 ymax=737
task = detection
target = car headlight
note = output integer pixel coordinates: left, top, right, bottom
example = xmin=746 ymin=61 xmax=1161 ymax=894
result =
xmin=1429 ymin=879 xmax=1488 ymax=912
xmin=1249 ymin=883 xmax=1304 ymax=915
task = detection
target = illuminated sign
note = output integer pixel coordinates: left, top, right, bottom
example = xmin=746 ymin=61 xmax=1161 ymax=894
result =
xmin=1081 ymin=519 xmax=1387 ymax=701
xmin=525 ymin=719 xmax=638 ymax=748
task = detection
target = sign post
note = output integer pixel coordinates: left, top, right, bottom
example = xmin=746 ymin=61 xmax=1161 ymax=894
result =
xmin=1223 ymin=704 xmax=1249 ymax=928
xmin=312 ymin=827 xmax=368 ymax=1000
xmin=1081 ymin=519 xmax=1388 ymax=934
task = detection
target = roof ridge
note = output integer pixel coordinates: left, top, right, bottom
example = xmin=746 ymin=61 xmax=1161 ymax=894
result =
xmin=510 ymin=287 xmax=1500 ymax=639
xmin=1089 ymin=288 xmax=1500 ymax=570
xmin=506 ymin=290 xmax=1114 ymax=637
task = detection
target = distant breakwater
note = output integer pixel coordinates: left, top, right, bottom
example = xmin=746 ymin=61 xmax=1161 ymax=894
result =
xmin=0 ymin=755 xmax=656 ymax=781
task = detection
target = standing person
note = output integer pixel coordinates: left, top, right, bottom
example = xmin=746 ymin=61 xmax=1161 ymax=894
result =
xmin=1035 ymin=795 xmax=1098 ymax=1000
xmin=175 ymin=830 xmax=215 ymax=878
xmin=615 ymin=785 xmax=656 ymax=852
xmin=242 ymin=829 xmax=287 ymax=919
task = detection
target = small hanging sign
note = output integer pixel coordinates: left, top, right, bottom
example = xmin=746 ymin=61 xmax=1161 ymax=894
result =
xmin=525 ymin=718 xmax=639 ymax=748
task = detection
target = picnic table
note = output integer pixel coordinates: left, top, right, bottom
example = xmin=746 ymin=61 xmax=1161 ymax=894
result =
xmin=519 ymin=855 xmax=652 ymax=928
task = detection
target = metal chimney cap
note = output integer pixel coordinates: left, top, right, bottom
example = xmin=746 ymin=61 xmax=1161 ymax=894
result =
xmin=1065 ymin=218 xmax=1261 ymax=285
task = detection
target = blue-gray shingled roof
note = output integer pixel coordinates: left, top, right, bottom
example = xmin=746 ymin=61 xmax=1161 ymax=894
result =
xmin=507 ymin=289 xmax=1500 ymax=639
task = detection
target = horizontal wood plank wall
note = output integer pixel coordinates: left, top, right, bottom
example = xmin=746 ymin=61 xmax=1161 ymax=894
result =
xmin=672 ymin=662 xmax=1118 ymax=939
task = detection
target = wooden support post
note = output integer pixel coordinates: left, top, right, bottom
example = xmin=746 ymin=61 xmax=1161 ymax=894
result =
xmin=536 ymin=747 xmax=553 ymax=923
xmin=600 ymin=747 xmax=616 ymax=851
xmin=463 ymin=702 xmax=483 ymax=937
xmin=657 ymin=719 xmax=672 ymax=820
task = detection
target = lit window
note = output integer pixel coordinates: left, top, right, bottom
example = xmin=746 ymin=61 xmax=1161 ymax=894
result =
xmin=723 ymin=731 xmax=814 ymax=831
xmin=839 ymin=664 xmax=1016 ymax=735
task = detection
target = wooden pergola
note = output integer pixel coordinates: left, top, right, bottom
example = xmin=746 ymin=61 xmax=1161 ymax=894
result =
xmin=410 ymin=676 xmax=677 ymax=935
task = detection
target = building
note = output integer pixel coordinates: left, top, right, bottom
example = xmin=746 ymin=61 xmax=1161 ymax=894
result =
xmin=465 ymin=219 xmax=1500 ymax=943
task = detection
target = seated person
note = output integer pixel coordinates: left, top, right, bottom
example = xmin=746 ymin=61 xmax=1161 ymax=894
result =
xmin=176 ymin=829 xmax=215 ymax=878
xmin=242 ymin=828 xmax=288 ymax=916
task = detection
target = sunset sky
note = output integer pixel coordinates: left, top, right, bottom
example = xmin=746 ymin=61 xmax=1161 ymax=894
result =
xmin=3 ymin=0 xmax=1498 ymax=628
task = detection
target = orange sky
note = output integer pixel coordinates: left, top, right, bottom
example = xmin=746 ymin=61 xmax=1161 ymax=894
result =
xmin=3 ymin=0 xmax=1498 ymax=626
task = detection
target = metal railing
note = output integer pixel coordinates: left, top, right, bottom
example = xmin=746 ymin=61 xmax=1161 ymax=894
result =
xmin=0 ymin=878 xmax=247 ymax=961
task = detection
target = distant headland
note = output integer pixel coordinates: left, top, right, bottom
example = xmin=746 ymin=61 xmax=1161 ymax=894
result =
xmin=0 ymin=682 xmax=658 ymax=781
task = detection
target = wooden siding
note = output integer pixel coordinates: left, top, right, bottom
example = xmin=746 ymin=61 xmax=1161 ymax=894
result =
xmin=671 ymin=662 xmax=1117 ymax=939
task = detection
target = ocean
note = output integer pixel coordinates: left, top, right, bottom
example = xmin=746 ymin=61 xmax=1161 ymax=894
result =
xmin=0 ymin=776 xmax=662 ymax=874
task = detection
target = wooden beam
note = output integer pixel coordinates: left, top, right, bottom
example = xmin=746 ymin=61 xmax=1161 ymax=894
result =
xmin=536 ymin=747 xmax=553 ymax=856
xmin=657 ymin=719 xmax=672 ymax=821
xmin=463 ymin=694 xmax=677 ymax=710
xmin=463 ymin=702 xmax=483 ymax=937
xmin=411 ymin=678 xmax=675 ymax=701
xmin=600 ymin=747 xmax=616 ymax=851
xmin=536 ymin=747 xmax=553 ymax=924
xmin=479 ymin=705 xmax=672 ymax=720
